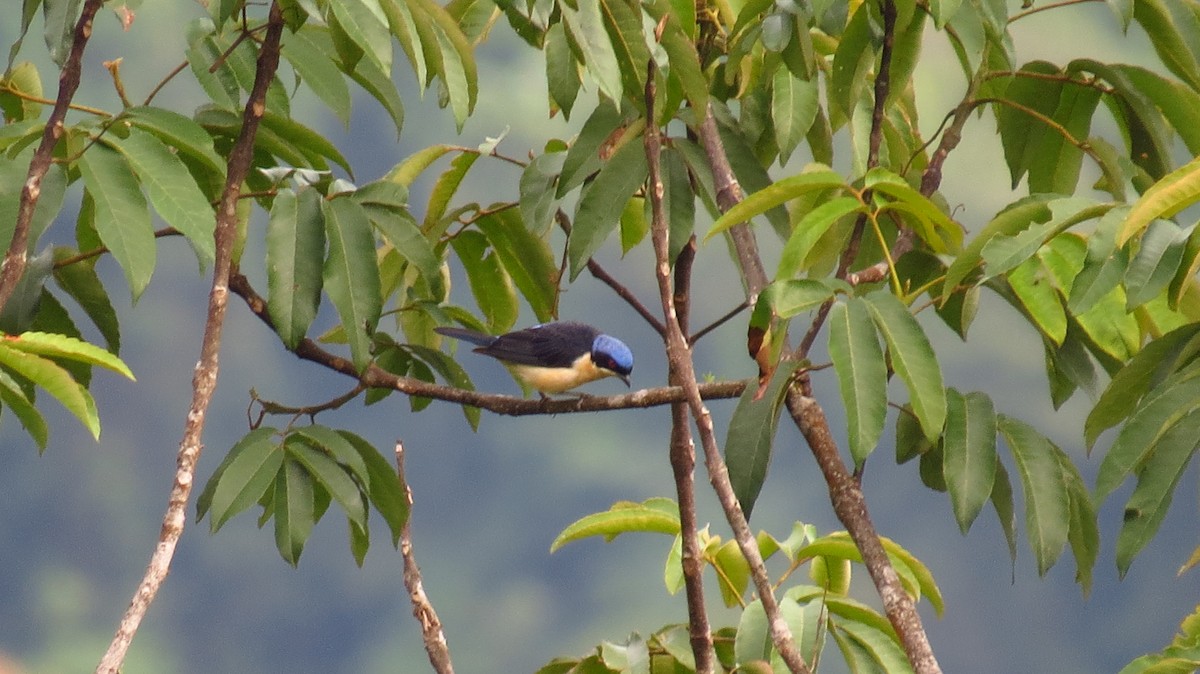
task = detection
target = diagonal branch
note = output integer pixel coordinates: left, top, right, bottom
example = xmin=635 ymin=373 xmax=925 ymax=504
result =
xmin=95 ymin=4 xmax=287 ymax=672
xmin=650 ymin=62 xmax=808 ymax=673
xmin=693 ymin=1 xmax=943 ymax=672
xmin=0 ymin=0 xmax=105 ymax=313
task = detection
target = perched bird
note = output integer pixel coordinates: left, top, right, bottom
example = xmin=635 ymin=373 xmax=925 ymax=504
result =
xmin=434 ymin=321 xmax=633 ymax=395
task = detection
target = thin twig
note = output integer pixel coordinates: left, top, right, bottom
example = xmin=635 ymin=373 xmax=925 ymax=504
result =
xmin=394 ymin=441 xmax=455 ymax=674
xmin=248 ymin=383 xmax=367 ymax=429
xmin=0 ymin=0 xmax=105 ymax=314
xmin=689 ymin=299 xmax=749 ymax=345
xmin=142 ymin=60 xmax=191 ymax=106
xmin=95 ymin=4 xmax=287 ymax=672
xmin=1009 ymin=0 xmax=1099 ymax=22
xmin=54 ymin=227 xmax=182 ymax=269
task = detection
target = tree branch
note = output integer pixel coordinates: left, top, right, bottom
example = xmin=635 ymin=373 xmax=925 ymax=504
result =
xmin=790 ymin=2 xmax=943 ymax=671
xmin=651 ymin=63 xmax=809 ymax=672
xmin=395 ymin=441 xmax=455 ymax=674
xmin=227 ymin=272 xmax=746 ymax=413
xmin=95 ymin=5 xmax=287 ymax=672
xmin=0 ymin=0 xmax=105 ymax=314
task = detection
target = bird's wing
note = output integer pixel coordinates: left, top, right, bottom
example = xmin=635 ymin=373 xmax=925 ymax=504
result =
xmin=478 ymin=323 xmax=598 ymax=367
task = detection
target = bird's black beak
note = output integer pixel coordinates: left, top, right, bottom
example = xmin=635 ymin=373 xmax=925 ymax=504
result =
xmin=618 ymin=373 xmax=631 ymax=387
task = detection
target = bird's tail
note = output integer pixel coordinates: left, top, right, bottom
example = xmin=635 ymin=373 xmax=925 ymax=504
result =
xmin=433 ymin=326 xmax=496 ymax=347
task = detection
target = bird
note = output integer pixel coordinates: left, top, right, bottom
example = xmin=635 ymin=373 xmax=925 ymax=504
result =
xmin=433 ymin=321 xmax=633 ymax=395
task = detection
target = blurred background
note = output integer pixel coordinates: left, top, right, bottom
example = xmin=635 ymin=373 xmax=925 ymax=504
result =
xmin=1 ymin=2 xmax=1198 ymax=673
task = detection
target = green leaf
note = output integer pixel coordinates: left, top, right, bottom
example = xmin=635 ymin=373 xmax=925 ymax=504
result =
xmin=380 ymin=0 xmax=427 ymax=85
xmin=52 ymin=251 xmax=120 ymax=353
xmin=942 ymin=194 xmax=1057 ymax=299
xmin=652 ymin=4 xmax=707 ymax=111
xmin=560 ymin=0 xmax=624 ymax=103
xmin=832 ymin=618 xmax=915 ymax=674
xmin=866 ymin=168 xmax=962 ymax=253
xmin=1133 ymin=0 xmax=1200 ymax=91
xmin=287 ymin=437 xmax=368 ymax=530
xmin=1120 ymin=154 xmax=1200 ymax=247
xmin=450 ymin=229 xmax=518 ymax=333
xmin=942 ymin=389 xmax=998 ymax=534
xmin=977 ymin=196 xmax=1104 ymax=282
xmin=125 ymin=106 xmax=226 ymax=178
xmin=348 ymin=55 xmax=406 ymax=136
xmin=475 ymin=208 xmax=558 ymax=322
xmin=108 ymin=128 xmax=216 ymax=267
xmin=0 ymin=341 xmax=101 ymax=440
xmin=545 ymin=23 xmax=582 ymax=117
xmin=828 ymin=299 xmax=888 ymax=465
xmin=414 ymin=0 xmax=479 ymax=125
xmin=994 ymin=61 xmax=1062 ymax=188
xmin=0 ymin=363 xmax=48 ymax=449
xmin=199 ymin=427 xmax=283 ymax=531
xmin=77 ymin=143 xmax=156 ymax=300
xmin=3 ymin=331 xmax=134 ymax=379
xmin=1095 ymin=369 xmax=1200 ymax=502
xmin=293 ymin=424 xmax=372 ymax=487
xmin=274 ymin=456 xmax=317 ymax=566
xmin=1124 ymin=219 xmax=1186 ymax=309
xmin=724 ymin=359 xmax=802 ymax=518
xmin=706 ymin=167 xmax=846 ymax=241
xmin=520 ymin=150 xmax=566 ymax=236
xmin=772 ymin=69 xmax=818 ymax=165
xmin=1059 ymin=448 xmax=1098 ymax=594
xmin=261 ymin=111 xmax=353 ymax=176
xmin=597 ymin=0 xmax=649 ymax=104
xmin=568 ymin=138 xmax=648 ymax=279
xmin=998 ymin=415 xmax=1070 ymax=576
xmin=331 ymin=0 xmax=393 ymax=74
xmin=267 ymin=189 xmax=325 ymax=349
xmin=991 ymin=461 xmax=1019 ymax=571
xmin=558 ymin=102 xmax=627 ymax=196
xmin=661 ymin=147 xmax=696 ymax=264
xmin=550 ymin=498 xmax=681 ymax=552
xmin=43 ymin=0 xmax=81 ymax=67
xmin=713 ymin=539 xmax=751 ymax=607
xmin=282 ymin=28 xmax=352 ymax=125
xmin=895 ymin=404 xmax=934 ymax=464
xmin=777 ymin=198 xmax=864 ymax=277
xmin=356 ymin=185 xmax=445 ymax=300
xmin=338 ymin=430 xmax=409 ymax=545
xmin=751 ymin=279 xmax=838 ymax=327
xmin=734 ymin=599 xmax=771 ymax=666
xmin=1006 ymin=255 xmax=1068 ymax=345
xmin=422 ymin=151 xmax=479 ymax=233
xmin=1086 ymin=324 xmax=1200 ymax=448
xmin=864 ymin=291 xmax=946 ymax=441
xmin=1116 ymin=409 xmax=1200 ymax=577
xmin=322 ymin=197 xmax=383 ymax=371
xmin=1027 ymin=82 xmax=1102 ymax=195
xmin=829 ymin=3 xmax=872 ymax=117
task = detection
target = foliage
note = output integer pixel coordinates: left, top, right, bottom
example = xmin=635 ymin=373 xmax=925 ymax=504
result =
xmin=552 ymin=500 xmax=941 ymax=673
xmin=7 ymin=0 xmax=1200 ymax=672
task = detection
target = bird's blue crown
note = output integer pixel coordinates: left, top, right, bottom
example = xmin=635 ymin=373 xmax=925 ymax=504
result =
xmin=592 ymin=334 xmax=634 ymax=375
